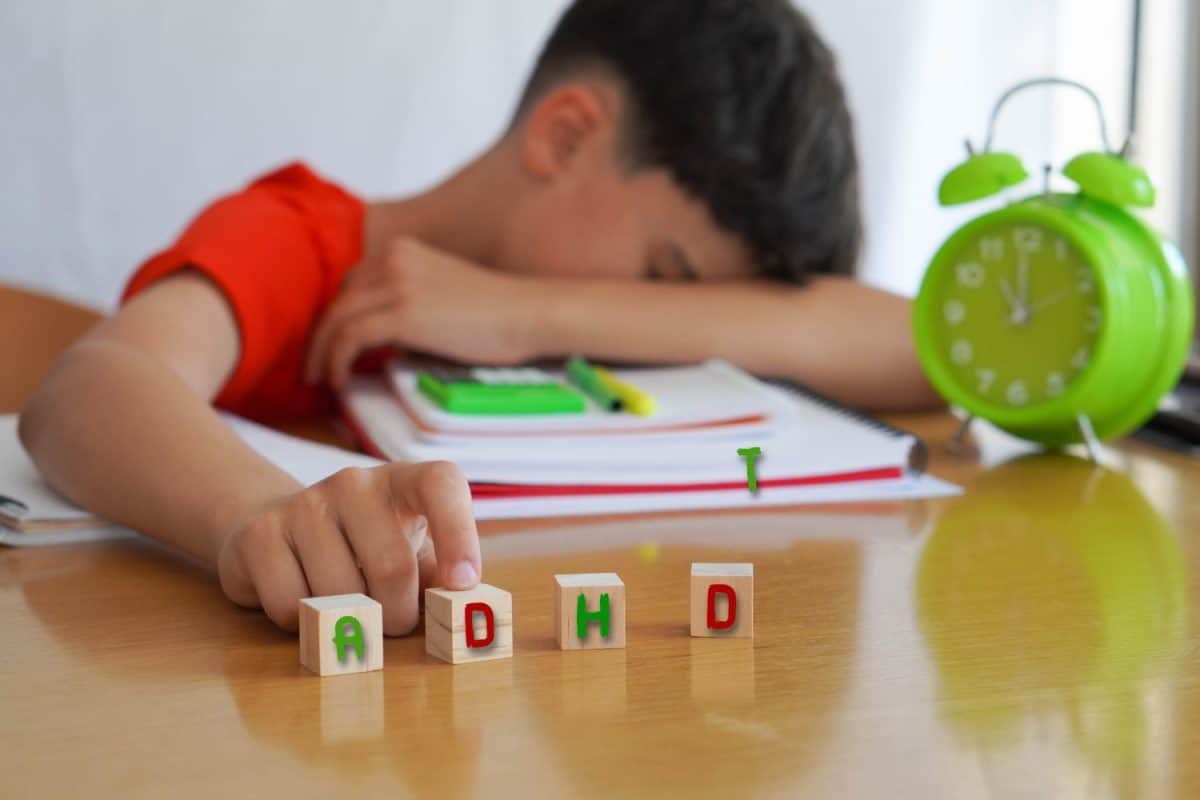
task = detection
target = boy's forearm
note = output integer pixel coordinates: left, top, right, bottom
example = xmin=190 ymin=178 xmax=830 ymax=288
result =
xmin=525 ymin=276 xmax=942 ymax=410
xmin=19 ymin=341 xmax=302 ymax=564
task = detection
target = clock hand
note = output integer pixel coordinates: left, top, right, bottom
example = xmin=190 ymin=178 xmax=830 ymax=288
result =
xmin=1016 ymin=252 xmax=1031 ymax=309
xmin=999 ymin=277 xmax=1019 ymax=310
xmin=999 ymin=277 xmax=1029 ymax=326
xmin=1029 ymin=288 xmax=1073 ymax=316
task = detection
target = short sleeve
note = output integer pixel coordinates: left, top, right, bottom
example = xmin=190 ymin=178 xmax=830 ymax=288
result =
xmin=121 ymin=163 xmax=365 ymax=413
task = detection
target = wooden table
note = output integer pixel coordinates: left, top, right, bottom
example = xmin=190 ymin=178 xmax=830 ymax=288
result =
xmin=3 ymin=284 xmax=1199 ymax=799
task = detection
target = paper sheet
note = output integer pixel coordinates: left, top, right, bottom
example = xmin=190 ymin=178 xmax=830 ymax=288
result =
xmin=0 ymin=413 xmax=959 ymax=547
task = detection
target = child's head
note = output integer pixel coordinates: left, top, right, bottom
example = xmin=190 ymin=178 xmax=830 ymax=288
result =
xmin=489 ymin=0 xmax=860 ymax=285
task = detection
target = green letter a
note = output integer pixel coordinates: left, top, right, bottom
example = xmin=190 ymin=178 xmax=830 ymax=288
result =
xmin=332 ymin=615 xmax=365 ymax=662
xmin=576 ymin=592 xmax=611 ymax=640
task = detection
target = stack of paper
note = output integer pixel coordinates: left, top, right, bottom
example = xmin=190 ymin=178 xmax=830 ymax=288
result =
xmin=1 ymin=361 xmax=960 ymax=546
xmin=340 ymin=360 xmax=955 ymax=510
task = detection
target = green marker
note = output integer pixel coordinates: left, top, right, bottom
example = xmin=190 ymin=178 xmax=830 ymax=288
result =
xmin=566 ymin=356 xmax=623 ymax=412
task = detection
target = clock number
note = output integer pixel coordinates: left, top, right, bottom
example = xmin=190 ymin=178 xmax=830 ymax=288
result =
xmin=956 ymin=262 xmax=985 ymax=289
xmin=1084 ymin=306 xmax=1102 ymax=333
xmin=979 ymin=236 xmax=1004 ymax=261
xmin=1013 ymin=226 xmax=1043 ymax=253
xmin=1006 ymin=380 xmax=1029 ymax=406
xmin=951 ymin=339 xmax=973 ymax=365
xmin=1046 ymin=371 xmax=1067 ymax=397
xmin=943 ymin=299 xmax=966 ymax=325
xmin=976 ymin=368 xmax=996 ymax=394
xmin=1077 ymin=266 xmax=1095 ymax=294
xmin=1071 ymin=347 xmax=1090 ymax=372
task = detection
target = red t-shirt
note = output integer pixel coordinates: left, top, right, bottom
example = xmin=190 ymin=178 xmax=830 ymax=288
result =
xmin=121 ymin=162 xmax=365 ymax=423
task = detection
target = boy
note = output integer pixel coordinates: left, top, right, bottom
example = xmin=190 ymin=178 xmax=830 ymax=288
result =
xmin=19 ymin=0 xmax=935 ymax=636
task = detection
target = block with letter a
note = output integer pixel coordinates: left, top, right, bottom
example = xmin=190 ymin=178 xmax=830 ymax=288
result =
xmin=690 ymin=563 xmax=754 ymax=638
xmin=299 ymin=593 xmax=384 ymax=676
xmin=425 ymin=583 xmax=514 ymax=664
xmin=554 ymin=573 xmax=626 ymax=650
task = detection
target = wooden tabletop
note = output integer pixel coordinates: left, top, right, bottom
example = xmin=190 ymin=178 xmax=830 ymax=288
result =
xmin=3 ymin=284 xmax=1199 ymax=799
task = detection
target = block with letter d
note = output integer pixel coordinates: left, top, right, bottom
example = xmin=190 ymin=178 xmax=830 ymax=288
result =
xmin=299 ymin=593 xmax=384 ymax=676
xmin=425 ymin=584 xmax=514 ymax=664
xmin=554 ymin=573 xmax=626 ymax=650
xmin=690 ymin=563 xmax=754 ymax=638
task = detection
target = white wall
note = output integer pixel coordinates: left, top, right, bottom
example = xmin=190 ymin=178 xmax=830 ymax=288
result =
xmin=0 ymin=1 xmax=1145 ymax=310
xmin=1137 ymin=0 xmax=1200 ymax=270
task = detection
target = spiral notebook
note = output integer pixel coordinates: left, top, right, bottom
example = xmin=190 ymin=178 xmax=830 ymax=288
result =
xmin=1 ymin=398 xmax=957 ymax=548
xmin=340 ymin=361 xmax=936 ymax=499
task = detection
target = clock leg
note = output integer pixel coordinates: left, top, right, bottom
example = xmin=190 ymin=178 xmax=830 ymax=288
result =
xmin=1076 ymin=412 xmax=1102 ymax=463
xmin=946 ymin=414 xmax=975 ymax=455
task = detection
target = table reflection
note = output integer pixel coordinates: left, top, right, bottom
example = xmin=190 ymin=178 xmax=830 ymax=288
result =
xmin=916 ymin=453 xmax=1187 ymax=793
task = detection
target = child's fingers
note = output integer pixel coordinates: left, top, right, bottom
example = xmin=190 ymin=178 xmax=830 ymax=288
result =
xmin=305 ymin=290 xmax=394 ymax=383
xmin=324 ymin=310 xmax=401 ymax=389
xmin=415 ymin=528 xmax=438 ymax=592
xmin=234 ymin=519 xmax=311 ymax=631
xmin=387 ymin=460 xmax=481 ymax=591
xmin=332 ymin=470 xmax=425 ymax=636
xmin=216 ymin=537 xmax=260 ymax=609
xmin=289 ymin=503 xmax=367 ymax=598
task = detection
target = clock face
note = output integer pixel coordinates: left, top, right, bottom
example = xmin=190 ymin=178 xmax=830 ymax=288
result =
xmin=927 ymin=221 xmax=1103 ymax=409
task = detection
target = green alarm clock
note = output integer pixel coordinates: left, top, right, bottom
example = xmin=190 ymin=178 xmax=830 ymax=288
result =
xmin=914 ymin=77 xmax=1194 ymax=450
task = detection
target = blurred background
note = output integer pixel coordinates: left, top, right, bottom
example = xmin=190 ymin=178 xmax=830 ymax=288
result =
xmin=1 ymin=0 xmax=1197 ymax=309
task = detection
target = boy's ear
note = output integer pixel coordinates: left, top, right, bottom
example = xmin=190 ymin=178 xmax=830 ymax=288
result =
xmin=518 ymin=83 xmax=612 ymax=180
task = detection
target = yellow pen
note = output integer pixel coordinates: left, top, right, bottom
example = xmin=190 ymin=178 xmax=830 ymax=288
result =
xmin=595 ymin=367 xmax=658 ymax=417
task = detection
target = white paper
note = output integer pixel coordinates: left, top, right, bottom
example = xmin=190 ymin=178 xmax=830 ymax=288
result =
xmin=344 ymin=378 xmax=920 ymax=486
xmin=391 ymin=359 xmax=790 ymax=437
xmin=1 ymin=411 xmax=959 ymax=548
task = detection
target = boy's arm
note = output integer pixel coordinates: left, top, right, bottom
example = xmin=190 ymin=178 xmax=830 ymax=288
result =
xmin=19 ymin=273 xmax=481 ymax=634
xmin=528 ymin=275 xmax=941 ymax=411
xmin=305 ymin=238 xmax=941 ymax=411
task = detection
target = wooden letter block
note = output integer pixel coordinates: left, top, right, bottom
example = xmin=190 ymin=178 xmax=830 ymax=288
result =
xmin=554 ymin=573 xmax=626 ymax=650
xmin=425 ymin=583 xmax=514 ymax=664
xmin=690 ymin=563 xmax=754 ymax=638
xmin=299 ymin=593 xmax=384 ymax=676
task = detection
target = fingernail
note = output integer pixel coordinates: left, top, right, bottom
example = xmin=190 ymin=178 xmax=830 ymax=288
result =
xmin=448 ymin=561 xmax=478 ymax=589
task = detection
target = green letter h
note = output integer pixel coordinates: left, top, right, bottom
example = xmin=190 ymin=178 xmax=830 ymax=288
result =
xmin=576 ymin=592 xmax=611 ymax=640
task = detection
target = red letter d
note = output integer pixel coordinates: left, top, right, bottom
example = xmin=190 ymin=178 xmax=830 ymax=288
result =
xmin=465 ymin=602 xmax=495 ymax=648
xmin=707 ymin=584 xmax=737 ymax=630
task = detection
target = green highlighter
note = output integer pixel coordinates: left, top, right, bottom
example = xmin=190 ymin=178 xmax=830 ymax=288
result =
xmin=565 ymin=356 xmax=623 ymax=412
xmin=417 ymin=368 xmax=586 ymax=415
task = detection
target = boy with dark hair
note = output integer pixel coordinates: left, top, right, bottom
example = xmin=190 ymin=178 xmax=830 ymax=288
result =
xmin=20 ymin=0 xmax=934 ymax=635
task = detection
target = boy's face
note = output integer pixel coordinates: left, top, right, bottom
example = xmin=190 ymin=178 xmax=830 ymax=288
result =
xmin=493 ymin=81 xmax=757 ymax=284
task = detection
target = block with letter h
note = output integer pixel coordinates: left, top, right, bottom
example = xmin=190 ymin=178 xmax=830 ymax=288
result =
xmin=425 ymin=584 xmax=514 ymax=664
xmin=299 ymin=593 xmax=384 ymax=676
xmin=691 ymin=563 xmax=754 ymax=638
xmin=554 ymin=573 xmax=626 ymax=650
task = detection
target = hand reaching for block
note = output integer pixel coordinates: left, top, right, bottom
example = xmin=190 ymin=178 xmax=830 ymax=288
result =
xmin=217 ymin=461 xmax=481 ymax=636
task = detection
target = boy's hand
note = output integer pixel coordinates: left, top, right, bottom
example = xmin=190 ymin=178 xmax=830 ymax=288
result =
xmin=216 ymin=460 xmax=481 ymax=636
xmin=304 ymin=237 xmax=540 ymax=388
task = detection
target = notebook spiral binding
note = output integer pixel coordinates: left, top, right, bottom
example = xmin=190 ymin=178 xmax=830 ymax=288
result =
xmin=765 ymin=379 xmax=929 ymax=475
xmin=0 ymin=494 xmax=29 ymax=516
